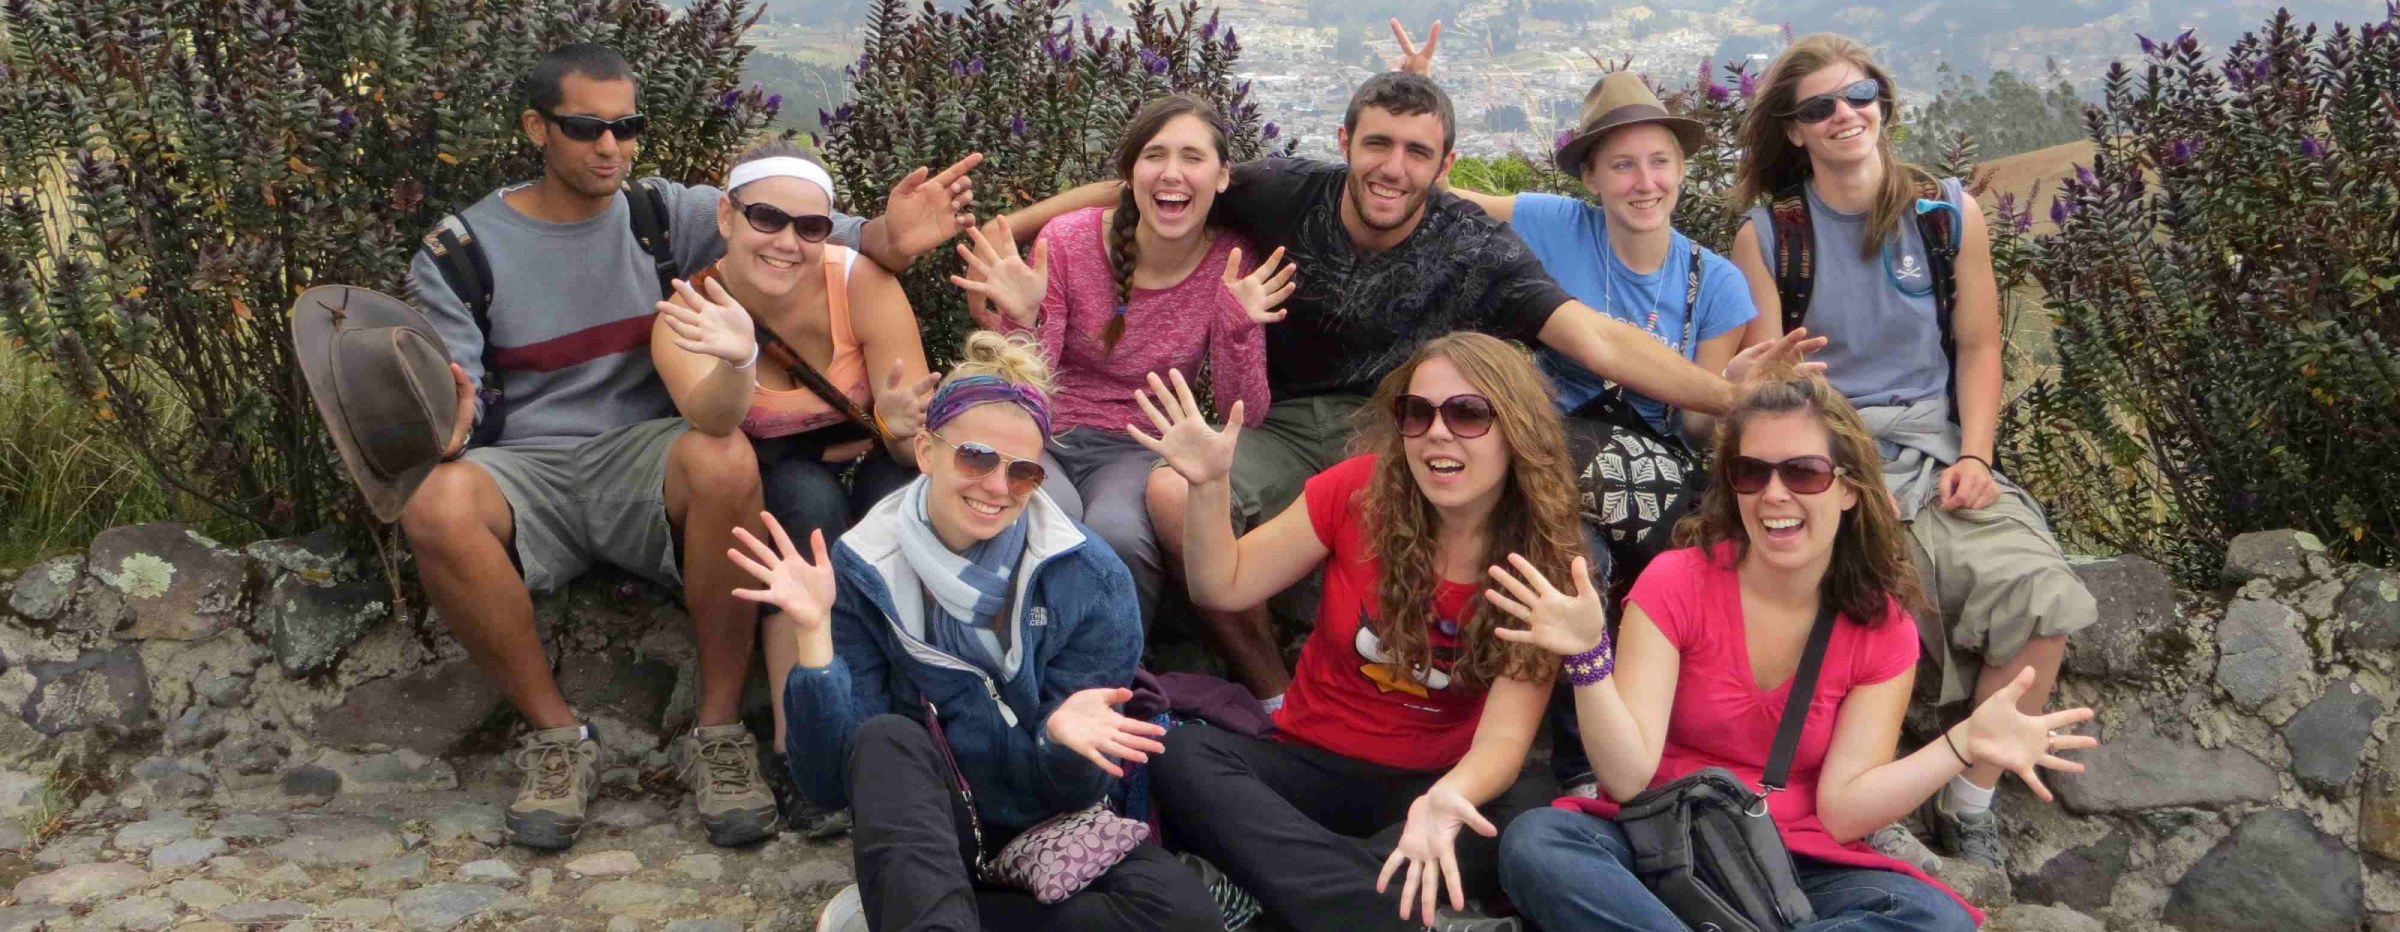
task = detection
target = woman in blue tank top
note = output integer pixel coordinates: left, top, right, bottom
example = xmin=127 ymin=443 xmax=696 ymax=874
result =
xmin=1723 ymin=33 xmax=2099 ymax=878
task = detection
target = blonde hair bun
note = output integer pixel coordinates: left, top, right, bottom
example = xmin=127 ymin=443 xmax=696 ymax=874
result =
xmin=949 ymin=330 xmax=1055 ymax=394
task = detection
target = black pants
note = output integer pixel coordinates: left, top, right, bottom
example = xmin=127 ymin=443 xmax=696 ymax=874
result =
xmin=846 ymin=714 xmax=1219 ymax=932
xmin=1150 ymin=725 xmax=1557 ymax=931
xmin=754 ymin=434 xmax=916 ymax=543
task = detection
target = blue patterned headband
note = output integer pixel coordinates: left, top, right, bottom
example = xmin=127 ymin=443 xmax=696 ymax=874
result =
xmin=925 ymin=375 xmax=1052 ymax=437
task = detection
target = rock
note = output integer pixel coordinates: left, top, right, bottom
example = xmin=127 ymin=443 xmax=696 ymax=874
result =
xmin=258 ymin=575 xmax=390 ymax=676
xmin=213 ymin=734 xmax=289 ymax=780
xmin=608 ymin=918 xmax=643 ymax=932
xmin=91 ymin=895 xmax=177 ymax=932
xmin=458 ymin=858 xmax=521 ymax=884
xmin=592 ymin=798 xmax=668 ymax=830
xmin=317 ymin=749 xmax=457 ymax=794
xmin=2051 ymin=709 xmax=2280 ymax=813
xmin=673 ymin=852 xmax=726 ymax=882
xmin=76 ymin=522 xmax=251 ymax=641
xmin=320 ymin=898 xmax=395 ymax=923
xmin=32 ymin=830 xmax=106 ymax=867
xmin=128 ymin=755 xmax=212 ymax=801
xmin=2284 ymin=677 xmax=2382 ymax=790
xmin=2362 ymin=752 xmax=2400 ymax=861
xmin=2225 ymin=529 xmax=2327 ymax=584
xmin=1987 ymin=904 xmax=2105 ymax=932
xmin=257 ymin=862 xmax=311 ymax=889
xmin=2163 ymin=808 xmax=2361 ymax=931
xmin=560 ymin=650 xmax=678 ymax=765
xmin=425 ymin=800 xmax=504 ymax=847
xmin=667 ymin=921 xmax=744 ymax=932
xmin=394 ymin=881 xmax=506 ymax=929
xmin=281 ymin=763 xmax=341 ymax=799
xmin=206 ymin=855 xmax=247 ymax=877
xmin=769 ymin=858 xmax=854 ymax=900
xmin=1937 ymin=857 xmax=2010 ymax=907
xmin=2214 ymin=598 xmax=2312 ymax=710
xmin=214 ymin=900 xmax=315 ymax=924
xmin=244 ymin=530 xmax=359 ymax=583
xmin=0 ymin=822 xmax=22 ymax=850
xmin=22 ymin=646 xmax=152 ymax=735
xmin=191 ymin=667 xmax=250 ymax=708
xmin=11 ymin=861 xmax=150 ymax=904
xmin=2014 ymin=833 xmax=2127 ymax=912
xmin=6 ymin=555 xmax=81 ymax=623
xmin=0 ymin=769 xmax=38 ymax=823
xmin=149 ymin=836 xmax=227 ymax=871
xmin=2066 ymin=555 xmax=2188 ymax=679
xmin=168 ymin=877 xmax=238 ymax=911
xmin=361 ymin=851 xmax=431 ymax=890
xmin=164 ymin=703 xmax=226 ymax=751
xmin=0 ymin=906 xmax=70 ymax=932
xmin=580 ymin=881 xmax=697 ymax=919
xmin=567 ymin=849 xmax=643 ymax=877
xmin=263 ymin=815 xmax=404 ymax=867
xmin=309 ymin=659 xmax=504 ymax=755
xmin=2345 ymin=567 xmax=2400 ymax=651
xmin=113 ymin=815 xmax=200 ymax=852
xmin=210 ymin=813 xmax=288 ymax=842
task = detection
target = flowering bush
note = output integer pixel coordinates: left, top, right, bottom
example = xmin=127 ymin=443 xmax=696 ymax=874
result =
xmin=0 ymin=0 xmax=779 ymax=536
xmin=818 ymin=0 xmax=1293 ymax=367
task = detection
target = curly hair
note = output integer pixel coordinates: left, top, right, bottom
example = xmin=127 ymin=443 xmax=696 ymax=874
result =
xmin=1727 ymin=33 xmax=1927 ymax=262
xmin=1103 ymin=94 xmax=1231 ymax=352
xmin=1674 ymin=368 xmax=1927 ymax=626
xmin=1350 ymin=333 xmax=1582 ymax=692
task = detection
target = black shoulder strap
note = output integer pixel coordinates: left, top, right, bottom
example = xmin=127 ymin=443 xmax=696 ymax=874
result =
xmin=425 ymin=215 xmax=505 ymax=446
xmin=1913 ymin=174 xmax=1964 ymax=427
xmin=1769 ymin=182 xmax=1815 ymax=337
xmin=1761 ymin=601 xmax=1839 ymax=792
xmin=1651 ymin=247 xmax=1709 ymax=449
xmin=624 ymin=179 xmax=677 ymax=299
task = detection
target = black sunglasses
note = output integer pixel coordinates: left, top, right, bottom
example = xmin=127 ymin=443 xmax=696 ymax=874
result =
xmin=727 ymin=192 xmax=835 ymax=243
xmin=929 ymin=430 xmax=1047 ymax=495
xmin=1393 ymin=393 xmax=1497 ymax=439
xmin=543 ymin=111 xmax=648 ymax=142
xmin=1727 ymin=455 xmax=1845 ymax=495
xmin=1784 ymin=79 xmax=1883 ymax=125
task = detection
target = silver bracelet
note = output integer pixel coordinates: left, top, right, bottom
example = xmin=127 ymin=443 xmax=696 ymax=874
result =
xmin=732 ymin=343 xmax=760 ymax=371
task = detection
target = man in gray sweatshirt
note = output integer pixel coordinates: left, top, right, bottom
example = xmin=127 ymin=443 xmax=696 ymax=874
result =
xmin=400 ymin=43 xmax=980 ymax=851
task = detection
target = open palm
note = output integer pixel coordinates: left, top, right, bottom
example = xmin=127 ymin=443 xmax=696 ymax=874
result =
xmin=1484 ymin=554 xmax=1608 ymax=657
xmin=1129 ymin=368 xmax=1241 ymax=487
xmin=948 ymin=216 xmax=1049 ymax=328
xmin=728 ymin=512 xmax=837 ymax=630
xmin=659 ymin=278 xmax=758 ymax=365
xmin=1959 ymin=668 xmax=2099 ymax=802
xmin=1223 ymin=246 xmax=1297 ymax=325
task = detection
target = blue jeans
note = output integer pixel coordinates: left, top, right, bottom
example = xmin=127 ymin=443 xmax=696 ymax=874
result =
xmin=1499 ymin=808 xmax=1974 ymax=932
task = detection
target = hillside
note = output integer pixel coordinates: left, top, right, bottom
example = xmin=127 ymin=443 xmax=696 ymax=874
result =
xmin=1977 ymin=138 xmax=2095 ymax=235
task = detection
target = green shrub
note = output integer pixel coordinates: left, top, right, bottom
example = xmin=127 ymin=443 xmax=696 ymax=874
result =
xmin=817 ymin=0 xmax=1292 ymax=368
xmin=0 ymin=0 xmax=779 ymax=539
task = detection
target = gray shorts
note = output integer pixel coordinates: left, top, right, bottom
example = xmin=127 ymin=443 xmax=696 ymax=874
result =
xmin=463 ymin=418 xmax=690 ymax=593
xmin=1228 ymin=395 xmax=1367 ymax=532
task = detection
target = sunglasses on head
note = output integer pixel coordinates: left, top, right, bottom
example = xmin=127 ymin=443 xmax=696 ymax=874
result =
xmin=727 ymin=192 xmax=835 ymax=242
xmin=543 ymin=111 xmax=648 ymax=142
xmin=1728 ymin=455 xmax=1845 ymax=495
xmin=1393 ymin=393 xmax=1497 ymax=439
xmin=1784 ymin=79 xmax=1883 ymax=125
xmin=929 ymin=430 xmax=1047 ymax=496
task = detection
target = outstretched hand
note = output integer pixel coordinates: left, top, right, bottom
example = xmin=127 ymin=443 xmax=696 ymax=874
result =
xmin=1222 ymin=246 xmax=1296 ymax=324
xmin=1955 ymin=667 xmax=2098 ymax=802
xmin=728 ymin=513 xmax=837 ymax=632
xmin=1724 ymin=326 xmax=1829 ymax=384
xmin=1044 ymin=687 xmax=1169 ymax=778
xmin=872 ymin=358 xmax=942 ymax=441
xmin=1390 ymin=19 xmax=1442 ymax=76
xmin=882 ymin=152 xmax=984 ymax=260
xmin=1376 ymin=786 xmax=1494 ymax=926
xmin=1128 ymin=369 xmax=1242 ymax=487
xmin=1484 ymin=554 xmax=1608 ymax=658
xmin=949 ymin=216 xmax=1050 ymax=328
xmin=657 ymin=278 xmax=760 ymax=367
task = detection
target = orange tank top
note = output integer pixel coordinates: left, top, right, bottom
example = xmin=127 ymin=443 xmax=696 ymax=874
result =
xmin=696 ymin=247 xmax=872 ymax=440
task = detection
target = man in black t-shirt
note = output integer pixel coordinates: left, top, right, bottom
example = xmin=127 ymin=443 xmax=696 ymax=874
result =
xmin=990 ymin=72 xmax=1811 ymax=700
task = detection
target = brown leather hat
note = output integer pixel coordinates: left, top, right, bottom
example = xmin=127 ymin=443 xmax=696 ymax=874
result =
xmin=1553 ymin=72 xmax=1708 ymax=177
xmin=289 ymin=284 xmax=459 ymax=523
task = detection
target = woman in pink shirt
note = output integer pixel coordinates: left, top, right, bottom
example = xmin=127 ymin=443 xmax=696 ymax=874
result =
xmin=1486 ymin=372 xmax=2098 ymax=930
xmin=953 ymin=94 xmax=1291 ymax=626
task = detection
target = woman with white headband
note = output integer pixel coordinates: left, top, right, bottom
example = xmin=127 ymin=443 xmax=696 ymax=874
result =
xmin=651 ymin=141 xmax=941 ymax=837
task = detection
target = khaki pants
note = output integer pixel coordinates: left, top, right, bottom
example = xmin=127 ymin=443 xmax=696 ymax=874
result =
xmin=1907 ymin=485 xmax=2098 ymax=705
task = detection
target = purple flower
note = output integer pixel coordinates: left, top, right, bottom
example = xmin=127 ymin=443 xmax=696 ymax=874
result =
xmin=1738 ymin=72 xmax=1758 ymax=98
xmin=1145 ymin=49 xmax=1169 ymax=74
xmin=2301 ymin=135 xmax=2325 ymax=157
xmin=764 ymin=94 xmax=782 ymax=113
xmin=749 ymin=80 xmax=762 ymax=93
xmin=1059 ymin=38 xmax=1075 ymax=59
xmin=835 ymin=104 xmax=853 ymax=123
xmin=968 ymin=58 xmax=985 ymax=76
xmin=1225 ymin=28 xmax=1238 ymax=48
xmin=2253 ymin=57 xmax=2271 ymax=80
xmin=2178 ymin=29 xmax=2198 ymax=52
xmin=2074 ymin=164 xmax=2096 ymax=188
xmin=718 ymin=88 xmax=739 ymax=109
xmin=1554 ymin=128 xmax=1576 ymax=150
xmin=1011 ymin=112 xmax=1026 ymax=137
xmin=950 ymin=59 xmax=966 ymax=77
xmin=1705 ymin=81 xmax=1729 ymax=103
xmin=2049 ymin=197 xmax=2069 ymax=224
xmin=2168 ymin=138 xmax=2196 ymax=164
xmin=819 ymin=108 xmax=834 ymax=127
xmin=1779 ymin=22 xmax=1795 ymax=44
xmin=1103 ymin=26 xmax=1115 ymax=43
xmin=2138 ymin=33 xmax=2157 ymax=55
xmin=334 ymin=107 xmax=355 ymax=133
xmin=1203 ymin=13 xmax=1218 ymax=41
xmin=1263 ymin=122 xmax=1279 ymax=140
xmin=2015 ymin=212 xmax=2034 ymax=233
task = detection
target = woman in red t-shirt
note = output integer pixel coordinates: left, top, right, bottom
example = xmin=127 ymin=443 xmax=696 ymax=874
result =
xmin=1486 ymin=373 xmax=2098 ymax=930
xmin=1131 ymin=332 xmax=1584 ymax=930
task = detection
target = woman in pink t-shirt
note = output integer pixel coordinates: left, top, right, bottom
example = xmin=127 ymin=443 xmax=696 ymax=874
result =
xmin=1487 ymin=373 xmax=2098 ymax=930
xmin=953 ymin=94 xmax=1289 ymax=630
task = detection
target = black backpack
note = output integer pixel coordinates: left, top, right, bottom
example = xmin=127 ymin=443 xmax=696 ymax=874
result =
xmin=1766 ymin=173 xmax=1963 ymax=423
xmin=419 ymin=179 xmax=679 ymax=447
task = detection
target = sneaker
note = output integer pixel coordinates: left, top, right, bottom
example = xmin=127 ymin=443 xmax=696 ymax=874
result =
xmin=677 ymin=723 xmax=781 ymax=847
xmin=763 ymin=749 xmax=854 ymax=839
xmin=1431 ymin=904 xmax=1522 ymax=932
xmin=1924 ymin=796 xmax=2005 ymax=871
xmin=815 ymin=882 xmax=867 ymax=932
xmin=1177 ymin=851 xmax=1263 ymax=931
xmin=505 ymin=723 xmax=599 ymax=850
xmin=1868 ymin=821 xmax=1941 ymax=875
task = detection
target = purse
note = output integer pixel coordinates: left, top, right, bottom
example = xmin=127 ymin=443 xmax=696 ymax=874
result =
xmin=1611 ymin=602 xmax=1836 ymax=932
xmin=919 ymin=696 xmax=1151 ymax=904
xmin=1568 ymin=248 xmax=1709 ymax=566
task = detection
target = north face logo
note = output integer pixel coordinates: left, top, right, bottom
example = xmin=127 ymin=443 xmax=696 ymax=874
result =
xmin=1028 ymin=607 xmax=1049 ymax=627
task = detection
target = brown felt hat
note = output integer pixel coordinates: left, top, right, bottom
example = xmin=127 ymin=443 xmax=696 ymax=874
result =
xmin=1553 ymin=72 xmax=1708 ymax=177
xmin=290 ymin=284 xmax=460 ymax=523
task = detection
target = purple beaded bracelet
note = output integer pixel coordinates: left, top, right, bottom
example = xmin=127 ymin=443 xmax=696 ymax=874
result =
xmin=1563 ymin=630 xmax=1616 ymax=687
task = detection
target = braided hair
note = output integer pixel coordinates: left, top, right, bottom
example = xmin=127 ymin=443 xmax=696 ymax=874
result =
xmin=1101 ymin=93 xmax=1232 ymax=352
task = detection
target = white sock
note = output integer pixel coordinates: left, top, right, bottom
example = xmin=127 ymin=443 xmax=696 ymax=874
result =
xmin=1941 ymin=774 xmax=1995 ymax=815
xmin=1259 ymin=693 xmax=1285 ymax=714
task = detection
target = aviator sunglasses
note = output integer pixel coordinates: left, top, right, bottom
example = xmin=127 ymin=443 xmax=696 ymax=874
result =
xmin=1784 ymin=79 xmax=1883 ymax=125
xmin=1727 ymin=455 xmax=1846 ymax=495
xmin=928 ymin=430 xmax=1047 ymax=496
xmin=1393 ymin=393 xmax=1498 ymax=439
xmin=542 ymin=111 xmax=649 ymax=142
xmin=727 ymin=192 xmax=836 ymax=242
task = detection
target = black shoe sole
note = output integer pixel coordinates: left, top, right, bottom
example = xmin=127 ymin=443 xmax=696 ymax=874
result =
xmin=703 ymin=806 xmax=781 ymax=848
xmin=505 ymin=809 xmax=585 ymax=850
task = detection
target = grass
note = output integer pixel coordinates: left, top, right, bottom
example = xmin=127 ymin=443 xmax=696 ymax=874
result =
xmin=0 ymin=347 xmax=207 ymax=570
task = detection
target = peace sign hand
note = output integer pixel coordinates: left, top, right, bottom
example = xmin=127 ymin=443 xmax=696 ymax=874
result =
xmin=657 ymin=278 xmax=759 ymax=367
xmin=728 ymin=512 xmax=838 ymax=632
xmin=1128 ymin=368 xmax=1242 ymax=487
xmin=948 ymin=216 xmax=1049 ymax=328
xmin=1485 ymin=554 xmax=1609 ymax=658
xmin=1223 ymin=246 xmax=1296 ymax=325
xmin=1390 ymin=19 xmax=1443 ymax=76
xmin=1955 ymin=667 xmax=2099 ymax=802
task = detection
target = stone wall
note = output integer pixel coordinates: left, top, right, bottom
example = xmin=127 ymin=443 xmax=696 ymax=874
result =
xmin=1 ymin=522 xmax=2397 ymax=930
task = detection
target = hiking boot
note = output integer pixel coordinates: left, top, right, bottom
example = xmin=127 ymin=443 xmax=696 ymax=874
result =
xmin=505 ymin=724 xmax=599 ymax=850
xmin=763 ymin=748 xmax=854 ymax=839
xmin=677 ymin=723 xmax=781 ymax=847
xmin=815 ymin=882 xmax=867 ymax=932
xmin=1431 ymin=904 xmax=1522 ymax=932
xmin=1924 ymin=797 xmax=2005 ymax=871
xmin=1177 ymin=851 xmax=1263 ymax=931
xmin=1868 ymin=821 xmax=1941 ymax=874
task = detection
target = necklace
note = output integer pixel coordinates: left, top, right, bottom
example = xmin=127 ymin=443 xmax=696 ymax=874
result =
xmin=1602 ymin=240 xmax=1679 ymax=350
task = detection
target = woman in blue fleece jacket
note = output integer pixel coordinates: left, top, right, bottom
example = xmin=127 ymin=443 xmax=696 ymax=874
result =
xmin=732 ymin=330 xmax=1216 ymax=932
